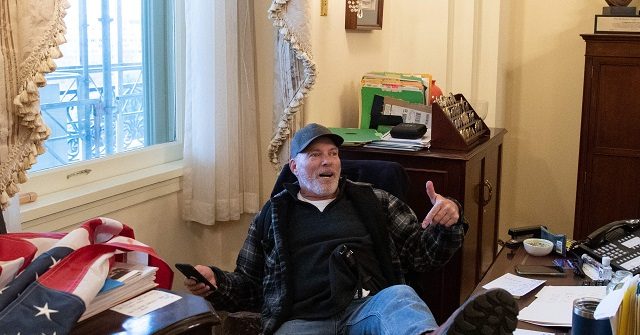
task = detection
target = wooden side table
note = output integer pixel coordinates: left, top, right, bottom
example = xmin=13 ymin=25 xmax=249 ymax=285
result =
xmin=71 ymin=289 xmax=220 ymax=335
xmin=339 ymin=128 xmax=506 ymax=323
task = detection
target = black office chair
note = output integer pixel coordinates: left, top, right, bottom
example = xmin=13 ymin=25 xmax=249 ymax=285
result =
xmin=220 ymin=160 xmax=410 ymax=335
xmin=271 ymin=159 xmax=409 ymax=201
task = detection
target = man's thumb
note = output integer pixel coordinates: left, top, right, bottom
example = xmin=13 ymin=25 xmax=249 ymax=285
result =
xmin=426 ymin=181 xmax=438 ymax=204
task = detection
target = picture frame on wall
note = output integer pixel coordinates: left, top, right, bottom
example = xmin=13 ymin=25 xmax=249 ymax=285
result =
xmin=345 ymin=0 xmax=384 ymax=30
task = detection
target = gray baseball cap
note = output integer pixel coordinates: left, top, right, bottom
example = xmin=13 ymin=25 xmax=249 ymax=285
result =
xmin=290 ymin=123 xmax=344 ymax=158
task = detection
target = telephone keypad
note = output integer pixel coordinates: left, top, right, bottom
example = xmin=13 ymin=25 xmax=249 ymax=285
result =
xmin=594 ymin=244 xmax=626 ymax=259
xmin=593 ymin=242 xmax=640 ymax=273
xmin=619 ymin=252 xmax=640 ymax=273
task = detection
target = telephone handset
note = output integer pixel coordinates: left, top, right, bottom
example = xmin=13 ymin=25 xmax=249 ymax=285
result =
xmin=585 ymin=219 xmax=640 ymax=248
xmin=578 ymin=219 xmax=640 ymax=275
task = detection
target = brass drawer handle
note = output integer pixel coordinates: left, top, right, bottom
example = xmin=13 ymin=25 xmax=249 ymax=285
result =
xmin=482 ymin=179 xmax=493 ymax=206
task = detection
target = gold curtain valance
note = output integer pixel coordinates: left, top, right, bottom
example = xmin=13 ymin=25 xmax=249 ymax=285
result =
xmin=0 ymin=0 xmax=69 ymax=209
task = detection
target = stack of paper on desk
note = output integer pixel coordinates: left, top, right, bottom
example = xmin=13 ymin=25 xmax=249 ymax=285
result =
xmin=482 ymin=273 xmax=546 ymax=298
xmin=518 ymin=286 xmax=606 ymax=327
xmin=364 ymin=131 xmax=431 ymax=151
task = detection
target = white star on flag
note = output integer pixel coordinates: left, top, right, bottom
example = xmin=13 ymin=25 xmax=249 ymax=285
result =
xmin=34 ymin=302 xmax=58 ymax=321
xmin=49 ymin=256 xmax=60 ymax=269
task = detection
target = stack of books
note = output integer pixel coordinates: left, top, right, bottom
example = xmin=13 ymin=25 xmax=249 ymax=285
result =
xmin=79 ymin=262 xmax=158 ymax=321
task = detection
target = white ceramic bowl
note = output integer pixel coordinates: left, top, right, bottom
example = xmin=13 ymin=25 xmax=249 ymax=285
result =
xmin=523 ymin=238 xmax=553 ymax=256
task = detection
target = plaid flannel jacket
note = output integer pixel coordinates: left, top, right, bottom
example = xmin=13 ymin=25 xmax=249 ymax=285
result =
xmin=207 ymin=179 xmax=467 ymax=335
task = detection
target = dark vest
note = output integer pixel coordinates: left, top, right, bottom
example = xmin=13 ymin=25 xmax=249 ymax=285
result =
xmin=286 ymin=194 xmax=386 ymax=319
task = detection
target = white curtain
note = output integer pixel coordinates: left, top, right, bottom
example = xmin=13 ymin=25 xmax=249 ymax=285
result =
xmin=182 ymin=0 xmax=259 ymax=225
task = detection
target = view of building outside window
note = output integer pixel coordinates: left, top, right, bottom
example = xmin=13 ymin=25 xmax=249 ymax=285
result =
xmin=35 ymin=0 xmax=170 ymax=172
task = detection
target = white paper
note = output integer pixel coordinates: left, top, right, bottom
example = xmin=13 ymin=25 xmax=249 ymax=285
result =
xmin=518 ymin=286 xmax=606 ymax=327
xmin=383 ymin=103 xmax=431 ymax=126
xmin=111 ymin=290 xmax=182 ymax=317
xmin=482 ymin=273 xmax=545 ymax=298
xmin=514 ymin=329 xmax=554 ymax=335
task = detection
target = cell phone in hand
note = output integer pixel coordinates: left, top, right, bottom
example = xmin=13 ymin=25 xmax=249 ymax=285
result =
xmin=175 ymin=263 xmax=217 ymax=292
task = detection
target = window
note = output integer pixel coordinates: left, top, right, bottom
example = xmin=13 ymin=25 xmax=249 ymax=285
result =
xmin=35 ymin=0 xmax=176 ymax=172
xmin=21 ymin=0 xmax=182 ymax=219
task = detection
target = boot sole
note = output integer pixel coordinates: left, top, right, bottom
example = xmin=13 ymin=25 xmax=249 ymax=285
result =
xmin=447 ymin=288 xmax=518 ymax=335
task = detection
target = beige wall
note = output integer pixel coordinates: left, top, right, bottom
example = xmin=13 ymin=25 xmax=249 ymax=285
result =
xmin=499 ymin=1 xmax=607 ymax=239
xmin=499 ymin=0 xmax=638 ymax=239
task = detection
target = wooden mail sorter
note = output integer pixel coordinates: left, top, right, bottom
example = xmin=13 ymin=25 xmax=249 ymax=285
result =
xmin=431 ymin=93 xmax=490 ymax=150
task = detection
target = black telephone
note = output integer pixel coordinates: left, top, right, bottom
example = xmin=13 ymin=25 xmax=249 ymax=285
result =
xmin=578 ymin=219 xmax=640 ymax=275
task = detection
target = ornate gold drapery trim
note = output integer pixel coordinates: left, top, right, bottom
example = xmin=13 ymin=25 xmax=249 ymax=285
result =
xmin=267 ymin=0 xmax=317 ymax=167
xmin=0 ymin=0 xmax=70 ymax=209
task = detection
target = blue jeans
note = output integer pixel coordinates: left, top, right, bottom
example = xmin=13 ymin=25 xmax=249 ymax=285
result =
xmin=274 ymin=285 xmax=438 ymax=335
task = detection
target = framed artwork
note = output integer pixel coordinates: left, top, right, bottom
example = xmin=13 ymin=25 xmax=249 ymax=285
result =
xmin=345 ymin=0 xmax=384 ymax=30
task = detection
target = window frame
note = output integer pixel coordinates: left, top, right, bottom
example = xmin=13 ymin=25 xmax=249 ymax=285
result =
xmin=20 ymin=0 xmax=185 ymax=227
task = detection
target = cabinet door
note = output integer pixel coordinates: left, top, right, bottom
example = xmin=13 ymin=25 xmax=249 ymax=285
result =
xmin=479 ymin=145 xmax=501 ymax=277
xmin=589 ymin=58 xmax=640 ymax=152
xmin=576 ymin=57 xmax=640 ymax=238
xmin=583 ymin=156 xmax=640 ymax=236
xmin=459 ymin=144 xmax=501 ymax=300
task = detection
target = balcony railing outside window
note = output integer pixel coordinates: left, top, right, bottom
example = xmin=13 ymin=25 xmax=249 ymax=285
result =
xmin=34 ymin=0 xmax=174 ymax=172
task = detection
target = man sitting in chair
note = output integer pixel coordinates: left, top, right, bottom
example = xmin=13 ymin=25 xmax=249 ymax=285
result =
xmin=184 ymin=123 xmax=518 ymax=335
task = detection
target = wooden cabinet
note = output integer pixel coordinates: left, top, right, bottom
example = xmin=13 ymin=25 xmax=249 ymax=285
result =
xmin=339 ymin=128 xmax=506 ymax=323
xmin=574 ymin=34 xmax=640 ymax=240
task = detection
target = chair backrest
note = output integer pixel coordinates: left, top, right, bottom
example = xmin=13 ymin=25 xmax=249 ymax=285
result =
xmin=271 ymin=159 xmax=409 ymax=202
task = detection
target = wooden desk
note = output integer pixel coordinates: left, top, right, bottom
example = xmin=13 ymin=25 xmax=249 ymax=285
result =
xmin=472 ymin=246 xmax=582 ymax=334
xmin=71 ymin=289 xmax=221 ymax=335
xmin=340 ymin=128 xmax=506 ymax=323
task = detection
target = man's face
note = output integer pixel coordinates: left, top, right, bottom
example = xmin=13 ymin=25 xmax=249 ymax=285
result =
xmin=290 ymin=137 xmax=341 ymax=200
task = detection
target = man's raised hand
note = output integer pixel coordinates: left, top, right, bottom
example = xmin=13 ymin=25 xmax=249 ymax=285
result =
xmin=421 ymin=181 xmax=460 ymax=228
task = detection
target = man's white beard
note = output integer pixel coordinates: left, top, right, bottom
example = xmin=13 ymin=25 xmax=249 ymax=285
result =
xmin=299 ymin=178 xmax=339 ymax=198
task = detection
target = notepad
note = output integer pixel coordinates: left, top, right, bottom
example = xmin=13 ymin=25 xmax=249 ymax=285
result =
xmin=482 ymin=273 xmax=546 ymax=298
